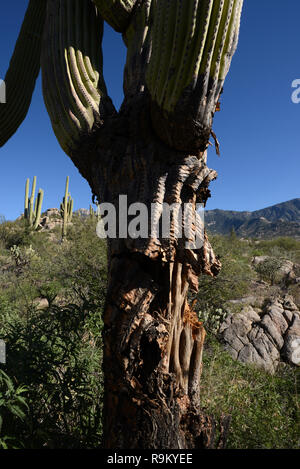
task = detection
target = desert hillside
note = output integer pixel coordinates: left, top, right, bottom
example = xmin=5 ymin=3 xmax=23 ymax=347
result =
xmin=0 ymin=211 xmax=299 ymax=448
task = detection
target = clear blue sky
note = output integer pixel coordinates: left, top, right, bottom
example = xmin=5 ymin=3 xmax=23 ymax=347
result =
xmin=0 ymin=1 xmax=299 ymax=220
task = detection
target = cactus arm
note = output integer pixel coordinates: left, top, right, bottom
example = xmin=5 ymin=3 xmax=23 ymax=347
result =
xmin=33 ymin=189 xmax=44 ymax=231
xmin=0 ymin=0 xmax=47 ymax=147
xmin=219 ymin=0 xmax=243 ymax=82
xmin=29 ymin=176 xmax=37 ymax=227
xmin=41 ymin=0 xmax=116 ymax=157
xmin=132 ymin=0 xmax=244 ymax=151
xmin=68 ymin=198 xmax=74 ymax=222
xmin=146 ymin=0 xmax=242 ymax=113
xmin=24 ymin=179 xmax=30 ymax=219
xmin=62 ymin=177 xmax=69 ymax=239
xmin=60 ymin=177 xmax=74 ymax=238
xmin=92 ymin=0 xmax=137 ymax=33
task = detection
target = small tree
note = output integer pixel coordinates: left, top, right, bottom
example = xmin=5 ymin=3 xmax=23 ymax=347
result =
xmin=255 ymin=257 xmax=284 ymax=286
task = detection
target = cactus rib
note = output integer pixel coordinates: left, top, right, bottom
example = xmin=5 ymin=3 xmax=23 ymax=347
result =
xmin=41 ymin=0 xmax=115 ymax=156
xmin=145 ymin=0 xmax=243 ymax=116
xmin=0 ymin=0 xmax=47 ymax=147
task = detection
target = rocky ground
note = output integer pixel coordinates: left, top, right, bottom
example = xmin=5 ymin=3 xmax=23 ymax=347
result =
xmin=219 ymin=255 xmax=300 ymax=372
xmin=220 ymin=296 xmax=300 ymax=373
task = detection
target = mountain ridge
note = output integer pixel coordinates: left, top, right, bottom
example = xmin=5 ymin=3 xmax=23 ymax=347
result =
xmin=205 ymin=198 xmax=300 ymax=238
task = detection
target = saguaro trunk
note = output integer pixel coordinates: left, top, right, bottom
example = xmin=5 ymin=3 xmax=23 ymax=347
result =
xmin=104 ymin=255 xmax=221 ymax=449
xmin=92 ymin=97 xmax=223 ymax=448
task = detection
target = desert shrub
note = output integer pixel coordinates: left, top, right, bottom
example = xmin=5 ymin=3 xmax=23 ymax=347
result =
xmin=198 ymin=307 xmax=229 ymax=335
xmin=0 ymin=216 xmax=107 ymax=448
xmin=0 ymin=218 xmax=31 ymax=250
xmin=254 ymin=257 xmax=284 ymax=285
xmin=201 ymin=337 xmax=300 ymax=449
xmin=194 ymin=234 xmax=254 ymax=312
xmin=254 ymin=238 xmax=300 ymax=264
xmin=0 ymin=300 xmax=104 ymax=448
xmin=0 ymin=369 xmax=28 ymax=449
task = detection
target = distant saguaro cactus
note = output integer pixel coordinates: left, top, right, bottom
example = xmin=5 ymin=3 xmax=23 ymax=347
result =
xmin=60 ymin=177 xmax=74 ymax=239
xmin=24 ymin=177 xmax=44 ymax=231
xmin=1 ymin=0 xmax=244 ymax=449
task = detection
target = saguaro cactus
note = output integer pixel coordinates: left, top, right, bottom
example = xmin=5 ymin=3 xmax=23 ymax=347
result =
xmin=89 ymin=205 xmax=95 ymax=219
xmin=60 ymin=177 xmax=74 ymax=239
xmin=1 ymin=0 xmax=244 ymax=449
xmin=24 ymin=177 xmax=44 ymax=231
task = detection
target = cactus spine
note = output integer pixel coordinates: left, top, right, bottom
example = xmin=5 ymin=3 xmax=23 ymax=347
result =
xmin=24 ymin=177 xmax=44 ymax=230
xmin=60 ymin=177 xmax=74 ymax=239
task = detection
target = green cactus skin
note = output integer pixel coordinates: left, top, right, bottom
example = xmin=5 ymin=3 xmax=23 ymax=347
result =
xmin=0 ymin=0 xmax=47 ymax=147
xmin=41 ymin=0 xmax=116 ymax=156
xmin=32 ymin=189 xmax=44 ymax=231
xmin=146 ymin=0 xmax=243 ymax=114
xmin=93 ymin=0 xmax=137 ymax=32
xmin=68 ymin=198 xmax=74 ymax=223
xmin=119 ymin=0 xmax=243 ymax=151
xmin=24 ymin=179 xmax=30 ymax=220
xmin=60 ymin=177 xmax=74 ymax=239
xmin=28 ymin=176 xmax=37 ymax=227
xmin=24 ymin=177 xmax=43 ymax=231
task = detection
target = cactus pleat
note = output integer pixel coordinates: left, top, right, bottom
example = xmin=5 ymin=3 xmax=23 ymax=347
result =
xmin=219 ymin=0 xmax=243 ymax=82
xmin=198 ymin=0 xmax=234 ymax=120
xmin=93 ymin=0 xmax=137 ymax=33
xmin=41 ymin=0 xmax=115 ymax=156
xmin=145 ymin=0 xmax=243 ymax=116
xmin=0 ymin=0 xmax=47 ymax=147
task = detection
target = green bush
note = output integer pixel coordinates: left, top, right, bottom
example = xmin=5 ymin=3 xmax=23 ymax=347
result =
xmin=0 ymin=215 xmax=107 ymax=448
xmin=0 ymin=300 xmax=104 ymax=448
xmin=201 ymin=337 xmax=300 ymax=449
xmin=254 ymin=257 xmax=284 ymax=285
xmin=194 ymin=234 xmax=254 ymax=312
xmin=0 ymin=369 xmax=28 ymax=449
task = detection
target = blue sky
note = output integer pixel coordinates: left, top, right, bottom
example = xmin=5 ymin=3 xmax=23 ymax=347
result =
xmin=0 ymin=1 xmax=299 ymax=220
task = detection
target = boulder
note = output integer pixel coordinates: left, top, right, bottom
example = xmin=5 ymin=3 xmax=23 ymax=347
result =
xmin=252 ymin=256 xmax=269 ymax=265
xmin=220 ymin=296 xmax=300 ymax=372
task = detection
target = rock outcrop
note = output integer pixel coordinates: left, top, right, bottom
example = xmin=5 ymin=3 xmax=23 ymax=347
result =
xmin=40 ymin=208 xmax=63 ymax=231
xmin=219 ymin=295 xmax=300 ymax=373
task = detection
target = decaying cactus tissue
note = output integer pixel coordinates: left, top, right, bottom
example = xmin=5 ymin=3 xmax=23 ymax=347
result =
xmin=0 ymin=0 xmax=243 ymax=449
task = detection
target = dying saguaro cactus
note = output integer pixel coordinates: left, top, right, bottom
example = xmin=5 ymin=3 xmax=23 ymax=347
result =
xmin=60 ymin=177 xmax=73 ymax=239
xmin=1 ymin=0 xmax=244 ymax=449
xmin=24 ymin=177 xmax=44 ymax=231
